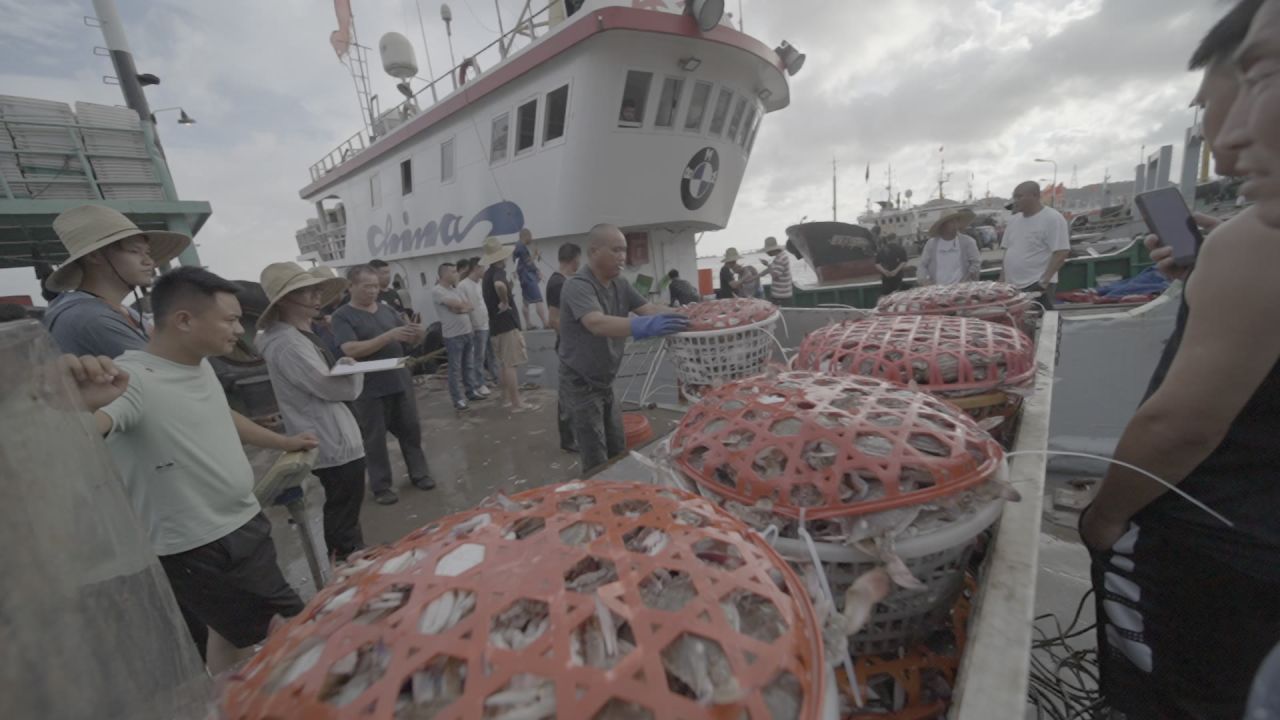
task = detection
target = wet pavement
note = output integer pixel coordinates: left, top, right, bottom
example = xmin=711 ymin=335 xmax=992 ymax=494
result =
xmin=250 ymin=371 xmax=682 ymax=600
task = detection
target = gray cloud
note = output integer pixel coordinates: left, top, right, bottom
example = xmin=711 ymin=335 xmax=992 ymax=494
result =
xmin=0 ymin=0 xmax=1228 ymax=294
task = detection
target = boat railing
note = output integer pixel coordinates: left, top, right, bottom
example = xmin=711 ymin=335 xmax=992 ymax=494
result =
xmin=308 ymin=1 xmax=556 ymax=183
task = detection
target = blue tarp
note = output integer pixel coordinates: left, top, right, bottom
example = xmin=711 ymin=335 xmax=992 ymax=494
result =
xmin=1095 ymin=266 xmax=1170 ymax=298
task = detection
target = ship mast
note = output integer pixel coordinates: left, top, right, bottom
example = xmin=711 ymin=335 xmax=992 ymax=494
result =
xmin=832 ymin=158 xmax=837 ymax=221
xmin=936 ymin=146 xmax=951 ymax=200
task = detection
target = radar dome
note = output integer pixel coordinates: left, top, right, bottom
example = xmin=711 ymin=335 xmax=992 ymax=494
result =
xmin=379 ymin=32 xmax=418 ymax=79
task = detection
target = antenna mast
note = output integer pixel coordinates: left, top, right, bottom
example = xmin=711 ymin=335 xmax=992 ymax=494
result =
xmin=832 ymin=158 xmax=837 ymax=221
xmin=936 ymin=147 xmax=951 ymax=200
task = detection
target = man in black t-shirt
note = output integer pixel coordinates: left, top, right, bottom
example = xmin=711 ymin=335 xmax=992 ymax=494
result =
xmin=547 ymin=242 xmax=582 ymax=452
xmin=874 ymin=236 xmax=909 ymax=295
xmin=480 ymin=237 xmax=530 ymax=410
xmin=368 ymin=259 xmax=410 ymax=319
xmin=667 ymin=269 xmax=701 ymax=306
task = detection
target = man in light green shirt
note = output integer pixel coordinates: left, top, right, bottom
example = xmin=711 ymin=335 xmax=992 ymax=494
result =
xmin=71 ymin=266 xmax=318 ymax=672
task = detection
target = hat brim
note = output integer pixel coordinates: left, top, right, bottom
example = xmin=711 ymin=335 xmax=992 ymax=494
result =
xmin=928 ymin=210 xmax=976 ymax=237
xmin=261 ymin=275 xmax=348 ymax=325
xmin=764 ymin=248 xmax=782 ymax=255
xmin=480 ymin=244 xmax=514 ymax=266
xmin=45 ymin=228 xmax=192 ymax=292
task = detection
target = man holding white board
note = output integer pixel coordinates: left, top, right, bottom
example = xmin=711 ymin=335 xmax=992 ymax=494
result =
xmin=332 ymin=264 xmax=434 ymax=505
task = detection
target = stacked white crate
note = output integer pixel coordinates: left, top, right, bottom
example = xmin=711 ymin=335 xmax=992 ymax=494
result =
xmin=0 ymin=95 xmax=94 ymax=200
xmin=74 ymin=102 xmax=165 ymax=201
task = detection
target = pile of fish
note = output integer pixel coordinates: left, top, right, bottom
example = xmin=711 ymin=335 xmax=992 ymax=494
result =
xmin=221 ymin=481 xmax=826 ymax=720
xmin=876 ymin=280 xmax=1035 ymax=328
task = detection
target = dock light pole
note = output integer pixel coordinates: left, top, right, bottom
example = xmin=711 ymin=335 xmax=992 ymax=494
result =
xmin=1034 ymin=158 xmax=1058 ymax=206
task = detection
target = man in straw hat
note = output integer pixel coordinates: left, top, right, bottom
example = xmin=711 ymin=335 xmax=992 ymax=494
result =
xmin=332 ymin=264 xmax=432 ymax=506
xmin=717 ymin=247 xmax=756 ymax=299
xmin=67 ymin=266 xmax=318 ymax=669
xmin=558 ymin=224 xmax=689 ymax=472
xmin=918 ymin=208 xmax=981 ymax=286
xmin=42 ymin=204 xmax=190 ymax=357
xmin=999 ymin=180 xmax=1070 ymax=309
xmin=758 ymin=236 xmax=793 ymax=304
xmin=256 ymin=262 xmax=366 ymax=561
xmin=480 ymin=236 xmax=531 ymax=410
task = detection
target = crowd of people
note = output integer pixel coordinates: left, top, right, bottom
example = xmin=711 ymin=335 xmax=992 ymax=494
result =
xmin=18 ymin=0 xmax=1280 ymax=713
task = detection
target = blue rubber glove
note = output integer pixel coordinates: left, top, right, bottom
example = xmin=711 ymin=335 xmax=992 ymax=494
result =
xmin=630 ymin=313 xmax=690 ymax=339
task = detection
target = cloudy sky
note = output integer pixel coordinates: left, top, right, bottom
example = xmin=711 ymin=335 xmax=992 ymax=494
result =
xmin=0 ymin=0 xmax=1224 ymax=298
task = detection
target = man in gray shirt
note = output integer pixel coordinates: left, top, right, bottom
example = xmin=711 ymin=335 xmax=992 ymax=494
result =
xmin=431 ymin=261 xmax=483 ymax=411
xmin=557 ymin=224 xmax=688 ymax=471
xmin=332 ymin=265 xmax=432 ymax=505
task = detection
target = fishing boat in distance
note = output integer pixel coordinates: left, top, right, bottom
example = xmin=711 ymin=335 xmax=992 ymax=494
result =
xmin=782 ymin=221 xmax=878 ymax=284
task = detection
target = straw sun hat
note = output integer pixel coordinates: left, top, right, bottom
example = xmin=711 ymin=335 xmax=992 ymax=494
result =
xmin=47 ymin=204 xmax=190 ymax=292
xmin=928 ymin=208 xmax=976 ymax=237
xmin=479 ymin=236 xmax=515 ymax=266
xmin=259 ymin=262 xmax=348 ymax=324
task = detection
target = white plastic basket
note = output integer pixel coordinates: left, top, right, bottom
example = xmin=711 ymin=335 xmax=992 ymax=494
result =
xmin=771 ymin=497 xmax=1004 ymax=656
xmin=665 ymin=313 xmax=780 ymax=399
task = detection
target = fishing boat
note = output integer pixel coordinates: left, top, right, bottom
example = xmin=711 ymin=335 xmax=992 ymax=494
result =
xmin=294 ymin=0 xmax=805 ymax=330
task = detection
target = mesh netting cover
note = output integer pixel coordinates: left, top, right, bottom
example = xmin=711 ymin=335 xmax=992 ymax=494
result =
xmin=221 ymin=481 xmax=825 ymax=720
xmin=792 ymin=315 xmax=1035 ymax=395
xmin=876 ymin=281 xmax=1032 ymax=327
xmin=675 ymin=298 xmax=779 ymax=332
xmin=670 ymin=372 xmax=1003 ymax=519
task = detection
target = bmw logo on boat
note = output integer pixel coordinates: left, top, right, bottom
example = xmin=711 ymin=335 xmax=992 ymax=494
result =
xmin=681 ymin=147 xmax=719 ymax=210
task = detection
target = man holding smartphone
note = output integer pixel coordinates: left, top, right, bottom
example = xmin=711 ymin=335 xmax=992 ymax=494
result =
xmin=999 ymin=180 xmax=1070 ymax=309
xmin=333 ymin=264 xmax=434 ymax=505
xmin=1080 ymin=2 xmax=1280 ymax=717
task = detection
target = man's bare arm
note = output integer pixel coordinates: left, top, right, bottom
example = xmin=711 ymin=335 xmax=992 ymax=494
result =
xmin=548 ymin=305 xmax=561 ymax=331
xmin=1040 ymin=250 xmax=1070 ymax=285
xmin=1085 ymin=214 xmax=1280 ymax=533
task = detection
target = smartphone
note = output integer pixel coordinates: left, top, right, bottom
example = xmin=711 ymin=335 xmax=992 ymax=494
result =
xmin=1135 ymin=187 xmax=1203 ymax=267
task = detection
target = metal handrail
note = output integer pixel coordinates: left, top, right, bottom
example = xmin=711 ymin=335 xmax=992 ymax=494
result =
xmin=308 ymin=2 xmax=555 ymax=183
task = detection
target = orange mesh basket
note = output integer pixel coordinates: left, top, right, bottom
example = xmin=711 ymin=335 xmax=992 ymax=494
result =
xmin=876 ymin=281 xmax=1033 ymax=329
xmin=792 ymin=315 xmax=1034 ymax=395
xmin=792 ymin=315 xmax=1034 ymax=447
xmin=221 ymin=481 xmax=826 ymax=720
xmin=675 ymin=297 xmax=779 ymax=332
xmin=670 ymin=372 xmax=1004 ymax=520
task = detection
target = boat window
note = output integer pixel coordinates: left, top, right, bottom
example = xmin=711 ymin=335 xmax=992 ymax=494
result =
xmin=708 ymin=88 xmax=733 ymax=135
xmin=490 ymin=112 xmax=510 ymax=163
xmin=684 ymin=81 xmax=712 ymax=132
xmin=369 ymin=172 xmax=381 ymax=208
xmin=745 ymin=106 xmax=763 ymax=153
xmin=726 ymin=96 xmax=748 ymax=141
xmin=400 ymin=159 xmax=413 ymax=195
xmin=618 ymin=70 xmax=652 ymax=127
xmin=544 ymin=85 xmax=569 ymax=143
xmin=516 ymin=99 xmax=537 ymax=153
xmin=654 ymin=77 xmax=683 ymax=128
xmin=441 ymin=138 xmax=455 ymax=182
xmin=737 ymin=103 xmax=757 ymax=147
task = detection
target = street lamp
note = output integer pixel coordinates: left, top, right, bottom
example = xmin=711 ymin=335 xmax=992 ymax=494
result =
xmin=1034 ymin=158 xmax=1057 ymax=206
xmin=151 ymin=106 xmax=195 ymax=125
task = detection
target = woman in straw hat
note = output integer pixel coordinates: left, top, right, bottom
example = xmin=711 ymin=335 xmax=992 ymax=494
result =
xmin=918 ymin=208 xmax=981 ymax=286
xmin=42 ymin=204 xmax=190 ymax=358
xmin=256 ymin=262 xmax=367 ymax=560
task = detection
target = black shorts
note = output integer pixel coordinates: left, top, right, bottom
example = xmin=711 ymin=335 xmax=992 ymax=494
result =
xmin=159 ymin=513 xmax=304 ymax=654
xmin=1087 ymin=516 xmax=1280 ymax=720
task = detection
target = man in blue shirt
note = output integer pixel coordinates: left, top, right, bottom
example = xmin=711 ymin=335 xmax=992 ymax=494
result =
xmin=512 ymin=228 xmax=549 ymax=329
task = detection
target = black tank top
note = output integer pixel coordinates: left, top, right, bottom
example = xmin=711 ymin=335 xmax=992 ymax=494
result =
xmin=1136 ymin=287 xmax=1280 ymax=582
